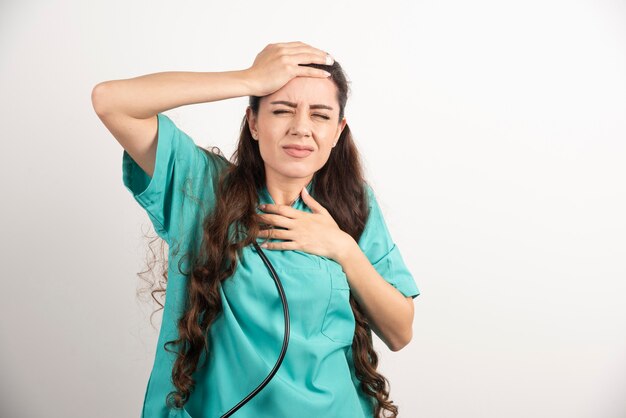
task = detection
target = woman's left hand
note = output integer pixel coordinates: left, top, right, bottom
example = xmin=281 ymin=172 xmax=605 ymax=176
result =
xmin=256 ymin=187 xmax=354 ymax=261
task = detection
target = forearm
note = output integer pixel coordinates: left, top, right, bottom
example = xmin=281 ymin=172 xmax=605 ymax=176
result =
xmin=91 ymin=70 xmax=254 ymax=119
xmin=336 ymin=237 xmax=414 ymax=351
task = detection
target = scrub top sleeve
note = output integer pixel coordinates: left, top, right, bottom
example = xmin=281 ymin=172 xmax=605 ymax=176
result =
xmin=121 ymin=113 xmax=223 ymax=243
xmin=358 ymin=184 xmax=421 ymax=299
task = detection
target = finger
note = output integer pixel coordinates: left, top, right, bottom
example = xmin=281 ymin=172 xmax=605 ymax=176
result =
xmin=260 ymin=204 xmax=302 ymax=219
xmin=281 ymin=47 xmax=333 ymax=64
xmin=272 ymin=42 xmax=332 ymax=66
xmin=296 ymin=65 xmax=332 ymax=79
xmin=289 ymin=52 xmax=334 ymax=67
xmin=284 ymin=47 xmax=333 ymax=65
xmin=259 ymin=228 xmax=293 ymax=241
xmin=261 ymin=240 xmax=297 ymax=251
xmin=270 ymin=42 xmax=311 ymax=56
xmin=275 ymin=41 xmax=321 ymax=52
xmin=300 ymin=187 xmax=325 ymax=214
xmin=257 ymin=213 xmax=294 ymax=229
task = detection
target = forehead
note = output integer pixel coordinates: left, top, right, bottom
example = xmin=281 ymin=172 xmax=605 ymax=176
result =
xmin=264 ymin=77 xmax=337 ymax=108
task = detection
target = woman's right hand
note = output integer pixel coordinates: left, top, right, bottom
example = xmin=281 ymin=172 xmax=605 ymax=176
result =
xmin=244 ymin=41 xmax=334 ymax=97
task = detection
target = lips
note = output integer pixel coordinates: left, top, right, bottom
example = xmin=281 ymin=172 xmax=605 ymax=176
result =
xmin=283 ymin=144 xmax=314 ymax=151
xmin=283 ymin=146 xmax=313 ymax=158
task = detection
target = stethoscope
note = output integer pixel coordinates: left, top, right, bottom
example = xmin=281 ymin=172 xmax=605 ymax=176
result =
xmin=219 ymin=240 xmax=290 ymax=417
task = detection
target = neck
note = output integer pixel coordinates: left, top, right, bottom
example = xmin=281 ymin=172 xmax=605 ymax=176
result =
xmin=265 ymin=172 xmax=314 ymax=206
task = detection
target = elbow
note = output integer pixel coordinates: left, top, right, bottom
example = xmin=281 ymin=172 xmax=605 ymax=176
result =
xmin=389 ymin=328 xmax=413 ymax=352
xmin=91 ymin=82 xmax=107 ymax=115
xmin=390 ymin=303 xmax=414 ymax=352
xmin=91 ymin=81 xmax=115 ymax=116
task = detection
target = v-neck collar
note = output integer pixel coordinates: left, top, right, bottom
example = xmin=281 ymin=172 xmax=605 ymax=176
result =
xmin=259 ymin=178 xmax=315 ymax=210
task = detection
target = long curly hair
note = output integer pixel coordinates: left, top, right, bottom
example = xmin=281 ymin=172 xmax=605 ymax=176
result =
xmin=136 ymin=60 xmax=400 ymax=418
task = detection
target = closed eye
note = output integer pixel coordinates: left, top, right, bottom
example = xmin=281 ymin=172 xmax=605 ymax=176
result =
xmin=273 ymin=110 xmax=330 ymax=120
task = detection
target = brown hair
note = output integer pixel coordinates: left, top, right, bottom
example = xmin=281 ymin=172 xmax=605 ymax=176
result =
xmin=138 ymin=60 xmax=400 ymax=417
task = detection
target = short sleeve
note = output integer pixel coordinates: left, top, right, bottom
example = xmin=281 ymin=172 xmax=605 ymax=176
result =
xmin=122 ymin=113 xmax=226 ymax=243
xmin=357 ymin=184 xmax=421 ymax=299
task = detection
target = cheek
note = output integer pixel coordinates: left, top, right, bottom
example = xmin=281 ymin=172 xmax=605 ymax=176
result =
xmin=320 ymin=139 xmax=335 ymax=155
xmin=258 ymin=142 xmax=279 ymax=164
xmin=313 ymin=144 xmax=334 ymax=167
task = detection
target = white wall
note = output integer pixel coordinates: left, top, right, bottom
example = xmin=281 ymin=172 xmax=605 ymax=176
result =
xmin=1 ymin=0 xmax=624 ymax=417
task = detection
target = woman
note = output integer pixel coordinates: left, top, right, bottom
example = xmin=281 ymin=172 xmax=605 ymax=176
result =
xmin=92 ymin=41 xmax=420 ymax=418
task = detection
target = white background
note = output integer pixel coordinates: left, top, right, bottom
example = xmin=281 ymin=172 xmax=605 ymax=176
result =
xmin=1 ymin=0 xmax=625 ymax=417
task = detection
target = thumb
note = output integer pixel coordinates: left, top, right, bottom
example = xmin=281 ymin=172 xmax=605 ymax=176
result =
xmin=301 ymin=186 xmax=322 ymax=213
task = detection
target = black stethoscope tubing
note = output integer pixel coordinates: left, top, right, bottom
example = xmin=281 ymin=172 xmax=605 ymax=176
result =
xmin=219 ymin=241 xmax=290 ymax=417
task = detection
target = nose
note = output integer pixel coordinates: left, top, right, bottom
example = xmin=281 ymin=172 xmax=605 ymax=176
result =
xmin=289 ymin=111 xmax=312 ymax=138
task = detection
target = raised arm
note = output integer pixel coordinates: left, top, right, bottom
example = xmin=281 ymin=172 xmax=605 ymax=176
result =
xmin=90 ymin=42 xmax=332 ymax=177
xmin=90 ymin=70 xmax=254 ymax=177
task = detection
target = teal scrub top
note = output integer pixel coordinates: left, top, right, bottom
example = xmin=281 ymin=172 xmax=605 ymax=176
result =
xmin=122 ymin=113 xmax=421 ymax=418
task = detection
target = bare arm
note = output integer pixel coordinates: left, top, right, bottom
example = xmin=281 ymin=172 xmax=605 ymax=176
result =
xmin=337 ymin=239 xmax=415 ymax=352
xmin=90 ymin=42 xmax=332 ymax=177
xmin=90 ymin=70 xmax=255 ymax=177
xmin=91 ymin=70 xmax=255 ymax=119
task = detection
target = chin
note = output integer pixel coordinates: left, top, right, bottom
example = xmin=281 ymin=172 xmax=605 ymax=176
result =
xmin=281 ymin=169 xmax=315 ymax=178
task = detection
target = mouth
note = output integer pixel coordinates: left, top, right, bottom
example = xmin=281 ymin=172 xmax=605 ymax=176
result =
xmin=283 ymin=144 xmax=314 ymax=151
xmin=282 ymin=145 xmax=313 ymax=158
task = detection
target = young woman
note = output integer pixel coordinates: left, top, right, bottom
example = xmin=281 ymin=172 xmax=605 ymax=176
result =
xmin=92 ymin=41 xmax=420 ymax=418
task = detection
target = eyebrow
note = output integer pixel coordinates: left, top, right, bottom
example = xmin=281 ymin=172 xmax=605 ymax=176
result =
xmin=270 ymin=100 xmax=334 ymax=111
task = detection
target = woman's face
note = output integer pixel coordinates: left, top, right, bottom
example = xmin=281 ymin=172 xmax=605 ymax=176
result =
xmin=247 ymin=76 xmax=347 ymax=180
